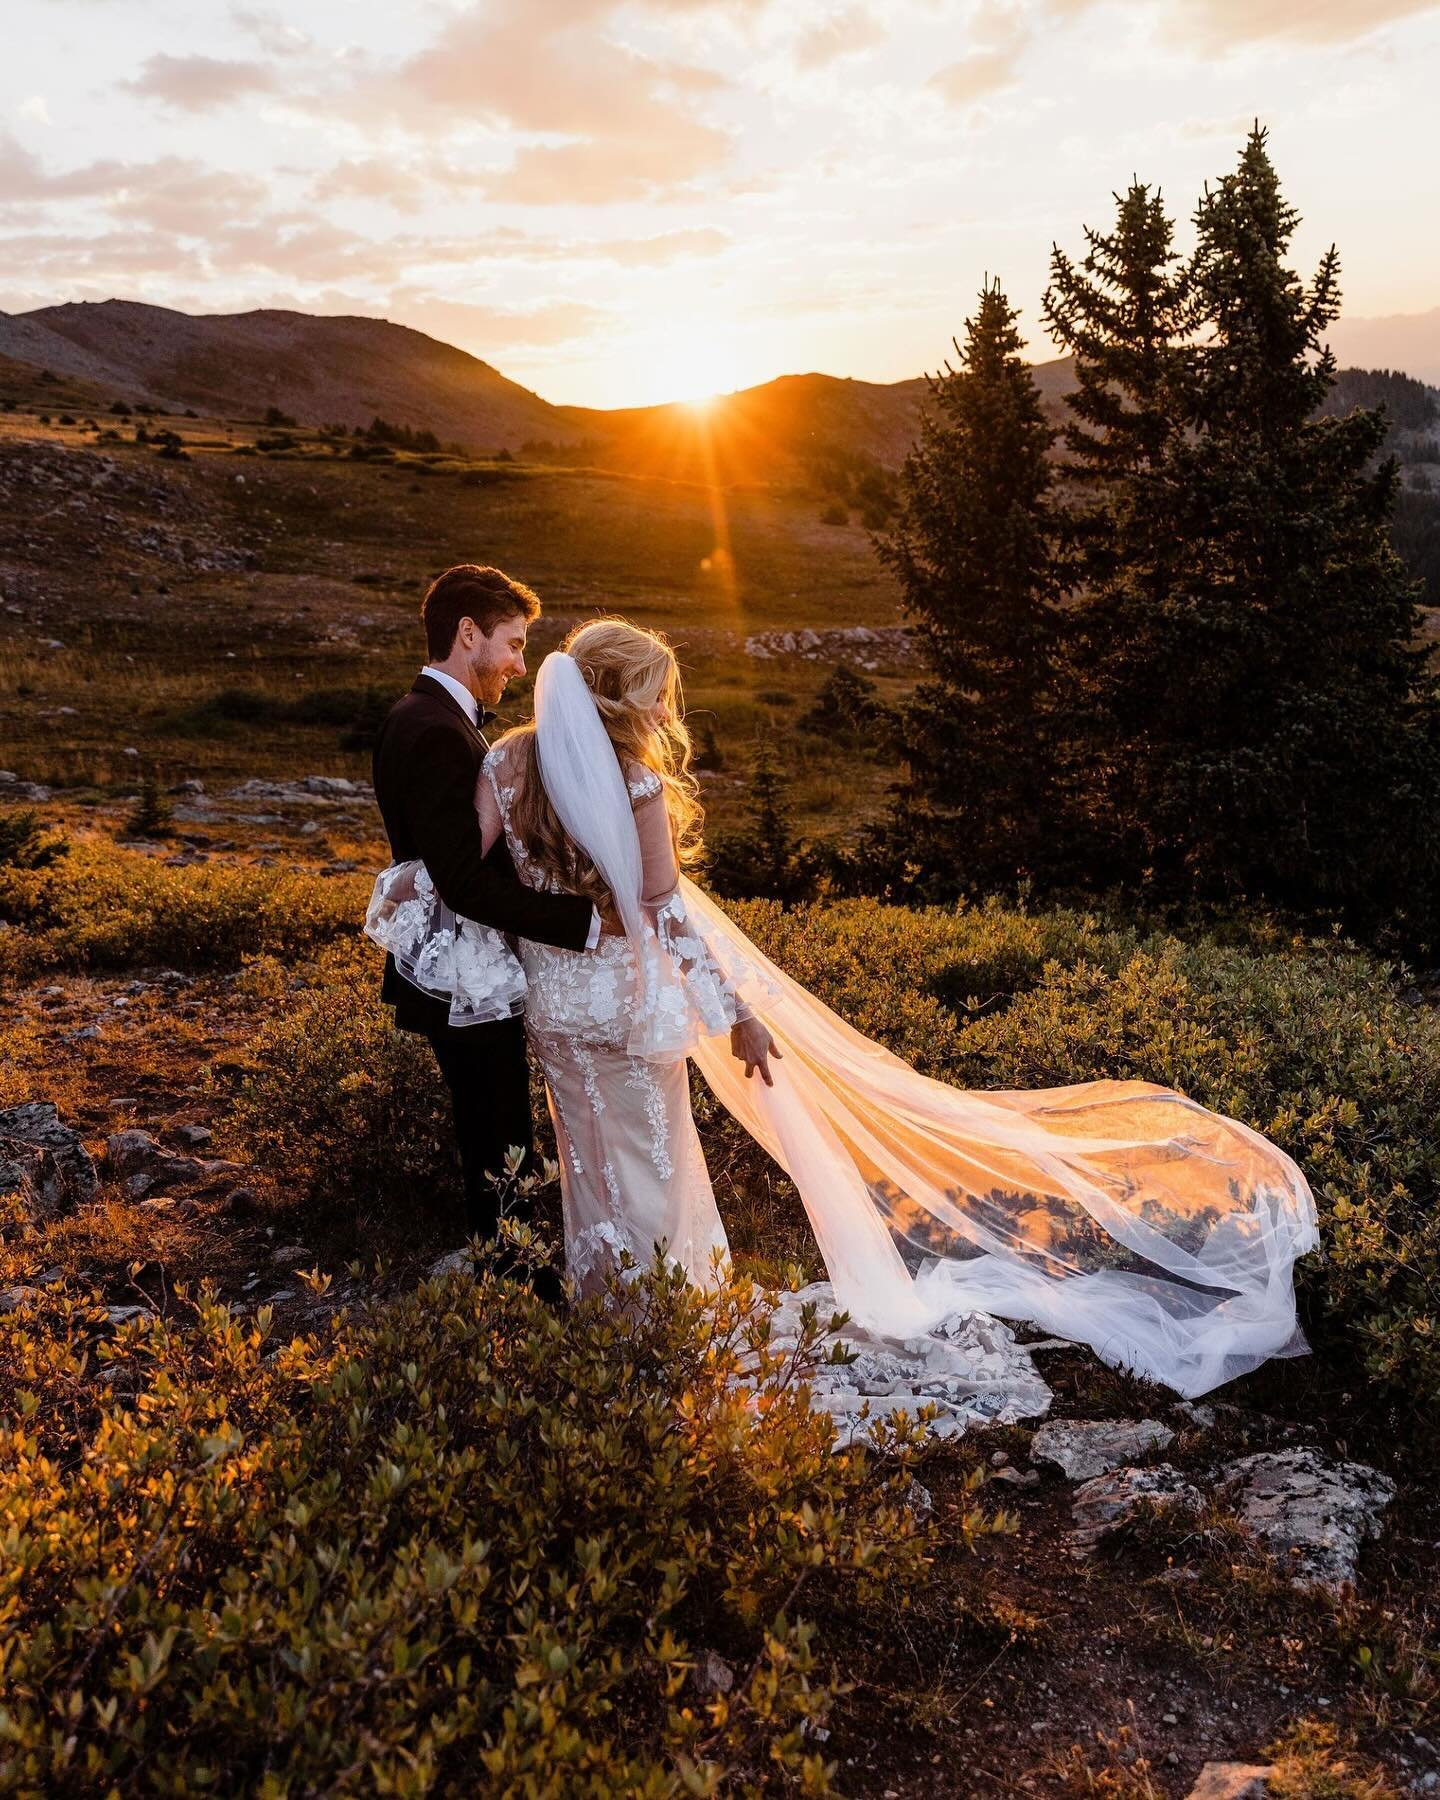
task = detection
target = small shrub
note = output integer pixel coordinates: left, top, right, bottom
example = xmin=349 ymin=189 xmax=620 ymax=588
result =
xmin=225 ymin=942 xmax=456 ymax=1217
xmin=799 ymin=664 xmax=893 ymax=744
xmin=0 ymin=841 xmax=363 ymax=980
xmin=0 ymin=808 xmax=68 ymax=871
xmin=0 ymin=1259 xmax=941 ymax=1793
xmin=123 ymin=771 xmax=173 ymax=839
xmin=820 ymin=501 xmax=849 ymax=526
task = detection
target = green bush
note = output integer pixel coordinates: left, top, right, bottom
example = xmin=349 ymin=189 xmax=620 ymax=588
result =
xmin=0 ymin=842 xmax=365 ymax=982
xmin=226 ymin=943 xmax=457 ymax=1218
xmin=0 ymin=1261 xmax=942 ymax=1794
xmin=0 ymin=808 xmax=68 ymax=872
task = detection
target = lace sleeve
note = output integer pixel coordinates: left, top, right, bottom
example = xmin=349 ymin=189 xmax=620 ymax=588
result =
xmin=627 ymin=771 xmax=754 ymax=1029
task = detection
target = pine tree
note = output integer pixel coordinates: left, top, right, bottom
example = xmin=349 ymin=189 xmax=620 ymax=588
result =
xmin=704 ymin=743 xmax=815 ymax=901
xmin=1043 ymin=181 xmax=1194 ymax=864
xmin=875 ymin=278 xmax=1059 ymax=891
xmin=1136 ymin=126 xmax=1440 ymax=927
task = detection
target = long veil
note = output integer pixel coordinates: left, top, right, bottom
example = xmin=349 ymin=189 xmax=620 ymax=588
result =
xmin=682 ymin=881 xmax=1319 ymax=1399
xmin=532 ymin=652 xmax=1320 ymax=1399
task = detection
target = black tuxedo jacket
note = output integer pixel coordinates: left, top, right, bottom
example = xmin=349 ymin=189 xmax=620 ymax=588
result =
xmin=372 ymin=673 xmax=593 ymax=1035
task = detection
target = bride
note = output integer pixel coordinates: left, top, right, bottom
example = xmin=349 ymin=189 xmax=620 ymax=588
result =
xmin=368 ymin=618 xmax=1319 ymax=1401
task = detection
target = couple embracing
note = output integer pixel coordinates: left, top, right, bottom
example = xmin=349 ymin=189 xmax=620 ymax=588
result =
xmin=368 ymin=563 xmax=1320 ymax=1403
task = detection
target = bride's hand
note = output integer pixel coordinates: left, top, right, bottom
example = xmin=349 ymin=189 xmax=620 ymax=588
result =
xmin=731 ymin=1015 xmax=781 ymax=1087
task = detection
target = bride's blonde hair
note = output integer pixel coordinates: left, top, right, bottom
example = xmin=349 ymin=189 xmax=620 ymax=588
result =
xmin=499 ymin=618 xmax=704 ymax=909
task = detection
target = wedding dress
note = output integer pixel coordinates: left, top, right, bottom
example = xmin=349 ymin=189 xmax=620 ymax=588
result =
xmin=366 ymin=653 xmax=1320 ymax=1409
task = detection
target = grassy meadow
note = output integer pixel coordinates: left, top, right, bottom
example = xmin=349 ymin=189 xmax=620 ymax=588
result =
xmin=0 ymin=392 xmax=907 ymax=843
xmin=2 ymin=394 xmax=1437 ymax=1794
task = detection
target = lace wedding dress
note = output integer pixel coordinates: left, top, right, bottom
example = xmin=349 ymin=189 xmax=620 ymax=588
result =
xmin=366 ymin=652 xmax=1320 ymax=1415
xmin=478 ymin=736 xmax=742 ymax=1296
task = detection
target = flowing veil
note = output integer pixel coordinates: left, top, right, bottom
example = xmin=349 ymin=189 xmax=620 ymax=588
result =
xmin=534 ymin=652 xmax=1320 ymax=1399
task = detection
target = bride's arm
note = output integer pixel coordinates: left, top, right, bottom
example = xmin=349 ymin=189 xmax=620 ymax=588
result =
xmin=635 ymin=785 xmax=779 ymax=1084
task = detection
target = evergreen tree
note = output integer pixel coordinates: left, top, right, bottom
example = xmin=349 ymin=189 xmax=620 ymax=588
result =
xmin=1043 ymin=181 xmax=1194 ymax=865
xmin=704 ymin=743 xmax=816 ymax=902
xmin=875 ymin=278 xmax=1059 ymax=891
xmin=1134 ymin=126 xmax=1440 ymax=928
xmin=124 ymin=770 xmax=173 ymax=840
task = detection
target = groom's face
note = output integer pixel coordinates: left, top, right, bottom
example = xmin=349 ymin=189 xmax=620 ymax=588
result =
xmin=464 ymin=612 xmax=529 ymax=707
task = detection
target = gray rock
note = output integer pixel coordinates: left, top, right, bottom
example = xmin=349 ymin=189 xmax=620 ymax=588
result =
xmin=106 ymin=1128 xmax=164 ymax=1177
xmin=106 ymin=1129 xmax=206 ymax=1192
xmin=903 ymin=1478 xmax=933 ymax=1521
xmin=428 ymin=1248 xmax=472 ymax=1281
xmin=1224 ymin=1448 xmax=1395 ymax=1590
xmin=1068 ymin=1464 xmax=1204 ymax=1555
xmin=692 ymin=1649 xmax=735 ymax=1697
xmin=1185 ymin=1764 xmax=1274 ymax=1799
xmin=0 ymin=1103 xmax=98 ymax=1221
xmin=271 ymin=1244 xmax=311 ymax=1266
xmin=103 ymin=1304 xmax=147 ymax=1326
xmin=0 ymin=1286 xmax=41 ymax=1314
xmin=172 ymin=1124 xmax=213 ymax=1147
xmin=1032 ymin=1417 xmax=1175 ymax=1481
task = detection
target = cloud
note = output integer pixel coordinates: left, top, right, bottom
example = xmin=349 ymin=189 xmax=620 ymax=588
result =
xmin=930 ymin=0 xmax=1029 ymax=105
xmin=18 ymin=96 xmax=50 ymax=124
xmin=1043 ymin=0 xmax=1440 ymax=46
xmin=591 ymin=227 xmax=729 ymax=265
xmin=120 ymin=53 xmax=279 ymax=112
xmin=322 ymin=6 xmax=735 ymax=201
xmin=388 ymin=292 xmax=609 ymax=350
xmin=482 ymin=130 xmax=728 ymax=204
xmin=793 ymin=6 xmax=887 ymax=69
xmin=0 ymin=227 xmax=213 ymax=282
xmin=0 ymin=133 xmax=268 ymax=232
xmin=228 ymin=6 xmax=316 ymax=58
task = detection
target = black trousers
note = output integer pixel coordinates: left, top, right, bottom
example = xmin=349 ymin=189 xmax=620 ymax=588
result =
xmin=425 ymin=1015 xmax=536 ymax=1241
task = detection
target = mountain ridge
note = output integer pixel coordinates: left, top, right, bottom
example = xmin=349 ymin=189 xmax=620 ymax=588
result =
xmin=2 ymin=298 xmax=1435 ymax=487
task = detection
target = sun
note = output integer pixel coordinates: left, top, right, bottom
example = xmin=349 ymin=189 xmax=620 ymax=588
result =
xmin=622 ymin=335 xmax=745 ymax=408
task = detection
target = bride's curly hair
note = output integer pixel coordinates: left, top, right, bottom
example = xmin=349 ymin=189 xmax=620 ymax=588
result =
xmin=497 ymin=618 xmax=704 ymax=909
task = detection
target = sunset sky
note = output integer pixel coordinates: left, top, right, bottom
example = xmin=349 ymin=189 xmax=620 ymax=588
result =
xmin=4 ymin=0 xmax=1439 ymax=407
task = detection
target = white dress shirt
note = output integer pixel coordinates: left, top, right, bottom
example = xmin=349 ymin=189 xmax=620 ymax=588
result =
xmin=419 ymin=665 xmax=602 ymax=951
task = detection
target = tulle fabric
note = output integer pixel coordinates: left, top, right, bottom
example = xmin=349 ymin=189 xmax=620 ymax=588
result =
xmin=363 ymin=860 xmax=526 ymax=1027
xmin=681 ymin=879 xmax=1320 ymax=1399
xmin=533 ymin=653 xmax=754 ymax=1061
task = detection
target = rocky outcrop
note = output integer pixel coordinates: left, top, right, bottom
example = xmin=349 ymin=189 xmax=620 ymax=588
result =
xmin=105 ymin=1128 xmax=209 ymax=1198
xmin=1031 ymin=1417 xmax=1175 ymax=1480
xmin=0 ymin=1104 xmax=98 ymax=1222
xmin=1223 ymin=1449 xmax=1395 ymax=1592
xmin=744 ymin=626 xmax=916 ymax=670
xmin=1067 ymin=1465 xmax=1204 ymax=1555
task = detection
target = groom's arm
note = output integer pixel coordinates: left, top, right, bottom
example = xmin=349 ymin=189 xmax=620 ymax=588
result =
xmin=408 ymin=726 xmax=593 ymax=952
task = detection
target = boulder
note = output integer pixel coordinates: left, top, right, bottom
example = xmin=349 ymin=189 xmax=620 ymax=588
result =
xmin=105 ymin=1129 xmax=207 ymax=1193
xmin=1068 ymin=1464 xmax=1204 ymax=1556
xmin=0 ymin=1103 xmax=98 ymax=1222
xmin=1223 ymin=1448 xmax=1395 ymax=1590
xmin=1031 ymin=1417 xmax=1175 ymax=1481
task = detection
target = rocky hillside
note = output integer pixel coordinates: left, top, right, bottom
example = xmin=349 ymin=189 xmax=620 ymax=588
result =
xmin=0 ymin=300 xmax=581 ymax=455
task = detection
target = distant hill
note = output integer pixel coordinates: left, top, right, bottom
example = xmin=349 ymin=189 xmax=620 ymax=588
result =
xmin=561 ymin=359 xmax=1080 ymax=486
xmin=3 ymin=298 xmax=1438 ymax=491
xmin=0 ymin=300 xmax=582 ymax=454
xmin=0 ymin=298 xmax=1081 ymax=483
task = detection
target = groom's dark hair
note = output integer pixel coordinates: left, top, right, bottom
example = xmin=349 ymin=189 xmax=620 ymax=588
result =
xmin=422 ymin=564 xmax=542 ymax=659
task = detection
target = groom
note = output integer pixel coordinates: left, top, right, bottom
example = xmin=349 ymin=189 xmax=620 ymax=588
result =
xmin=373 ymin=563 xmax=603 ymax=1253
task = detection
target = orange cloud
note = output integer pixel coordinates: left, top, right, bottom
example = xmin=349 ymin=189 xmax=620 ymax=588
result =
xmin=120 ymin=53 xmax=280 ymax=112
xmin=1045 ymin=0 xmax=1440 ymax=45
